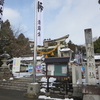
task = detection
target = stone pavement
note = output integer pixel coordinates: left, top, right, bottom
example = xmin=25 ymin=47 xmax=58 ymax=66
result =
xmin=0 ymin=88 xmax=44 ymax=100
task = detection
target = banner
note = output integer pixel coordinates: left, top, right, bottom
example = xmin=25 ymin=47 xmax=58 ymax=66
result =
xmin=0 ymin=0 xmax=4 ymax=27
xmin=75 ymin=47 xmax=83 ymax=64
xmin=12 ymin=58 xmax=21 ymax=72
xmin=36 ymin=0 xmax=44 ymax=46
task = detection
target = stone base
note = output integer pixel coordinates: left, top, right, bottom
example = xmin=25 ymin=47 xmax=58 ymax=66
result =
xmin=45 ymin=92 xmax=50 ymax=96
xmin=64 ymin=95 xmax=68 ymax=98
xmin=24 ymin=93 xmax=38 ymax=98
xmin=27 ymin=83 xmax=40 ymax=94
xmin=82 ymin=85 xmax=100 ymax=95
xmin=73 ymin=87 xmax=82 ymax=97
xmin=83 ymin=94 xmax=100 ymax=100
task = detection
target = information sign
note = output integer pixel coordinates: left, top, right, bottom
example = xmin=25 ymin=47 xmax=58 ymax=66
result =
xmin=12 ymin=58 xmax=21 ymax=72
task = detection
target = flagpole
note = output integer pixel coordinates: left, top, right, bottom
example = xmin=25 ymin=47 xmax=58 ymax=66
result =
xmin=33 ymin=0 xmax=37 ymax=83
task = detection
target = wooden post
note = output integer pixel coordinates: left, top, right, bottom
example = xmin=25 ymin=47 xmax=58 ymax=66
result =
xmin=57 ymin=42 xmax=61 ymax=57
xmin=66 ymin=80 xmax=68 ymax=95
xmin=47 ymin=77 xmax=49 ymax=92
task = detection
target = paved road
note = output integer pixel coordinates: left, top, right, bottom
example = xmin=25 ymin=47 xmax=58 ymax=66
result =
xmin=0 ymin=88 xmax=43 ymax=100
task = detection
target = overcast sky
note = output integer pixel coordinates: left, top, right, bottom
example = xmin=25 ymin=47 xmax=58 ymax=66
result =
xmin=2 ymin=0 xmax=100 ymax=45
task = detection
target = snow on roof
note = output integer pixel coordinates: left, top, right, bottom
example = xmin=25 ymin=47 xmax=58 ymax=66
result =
xmin=37 ymin=56 xmax=43 ymax=60
xmin=60 ymin=48 xmax=73 ymax=52
xmin=19 ymin=57 xmax=33 ymax=61
xmin=60 ymin=48 xmax=70 ymax=52
xmin=19 ymin=56 xmax=44 ymax=61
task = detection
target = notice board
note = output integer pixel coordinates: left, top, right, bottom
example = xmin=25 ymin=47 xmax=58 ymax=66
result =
xmin=44 ymin=57 xmax=69 ymax=78
xmin=47 ymin=64 xmax=67 ymax=76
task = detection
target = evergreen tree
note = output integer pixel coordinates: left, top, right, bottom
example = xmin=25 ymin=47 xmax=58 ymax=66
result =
xmin=0 ymin=20 xmax=31 ymax=58
xmin=0 ymin=20 xmax=14 ymax=55
xmin=94 ymin=37 xmax=100 ymax=53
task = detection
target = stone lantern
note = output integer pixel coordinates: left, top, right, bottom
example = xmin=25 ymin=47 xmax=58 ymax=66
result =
xmin=0 ymin=51 xmax=13 ymax=80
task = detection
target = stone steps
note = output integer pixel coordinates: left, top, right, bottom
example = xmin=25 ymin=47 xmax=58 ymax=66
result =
xmin=0 ymin=74 xmax=45 ymax=91
xmin=0 ymin=79 xmax=33 ymax=91
xmin=0 ymin=85 xmax=27 ymax=91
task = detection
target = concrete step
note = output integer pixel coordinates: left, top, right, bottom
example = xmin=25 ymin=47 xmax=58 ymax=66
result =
xmin=0 ymin=85 xmax=27 ymax=91
xmin=0 ymin=79 xmax=33 ymax=91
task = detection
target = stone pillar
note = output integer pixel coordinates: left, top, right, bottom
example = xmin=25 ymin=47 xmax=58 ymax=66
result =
xmin=72 ymin=64 xmax=82 ymax=98
xmin=98 ymin=66 xmax=100 ymax=84
xmin=72 ymin=64 xmax=77 ymax=86
xmin=57 ymin=42 xmax=61 ymax=57
xmin=84 ymin=29 xmax=96 ymax=85
xmin=76 ymin=66 xmax=82 ymax=84
xmin=84 ymin=64 xmax=88 ymax=83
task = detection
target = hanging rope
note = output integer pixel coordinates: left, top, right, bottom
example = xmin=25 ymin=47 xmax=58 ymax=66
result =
xmin=37 ymin=44 xmax=60 ymax=55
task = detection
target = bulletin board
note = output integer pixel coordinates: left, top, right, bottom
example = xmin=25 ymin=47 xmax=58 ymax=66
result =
xmin=47 ymin=64 xmax=67 ymax=76
xmin=44 ymin=57 xmax=69 ymax=78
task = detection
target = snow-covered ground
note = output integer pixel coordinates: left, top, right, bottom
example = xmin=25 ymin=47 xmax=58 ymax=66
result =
xmin=38 ymin=96 xmax=73 ymax=100
xmin=12 ymin=72 xmax=31 ymax=78
xmin=11 ymin=72 xmax=74 ymax=100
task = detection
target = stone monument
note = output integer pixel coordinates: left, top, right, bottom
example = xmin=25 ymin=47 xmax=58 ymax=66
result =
xmin=83 ymin=29 xmax=100 ymax=100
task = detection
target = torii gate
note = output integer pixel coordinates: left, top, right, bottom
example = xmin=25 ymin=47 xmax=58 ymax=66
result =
xmin=31 ymin=34 xmax=69 ymax=57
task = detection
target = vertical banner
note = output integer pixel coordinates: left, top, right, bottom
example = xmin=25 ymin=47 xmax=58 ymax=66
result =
xmin=12 ymin=58 xmax=21 ymax=72
xmin=75 ymin=47 xmax=83 ymax=64
xmin=75 ymin=47 xmax=80 ymax=63
xmin=0 ymin=0 xmax=4 ymax=28
xmin=36 ymin=0 xmax=44 ymax=46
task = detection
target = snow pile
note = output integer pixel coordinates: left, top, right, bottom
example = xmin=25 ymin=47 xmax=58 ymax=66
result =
xmin=12 ymin=72 xmax=31 ymax=78
xmin=41 ymin=77 xmax=56 ymax=82
xmin=38 ymin=95 xmax=73 ymax=100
